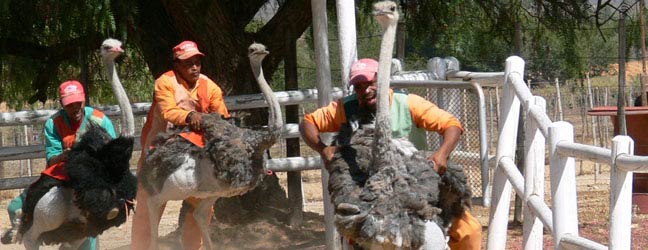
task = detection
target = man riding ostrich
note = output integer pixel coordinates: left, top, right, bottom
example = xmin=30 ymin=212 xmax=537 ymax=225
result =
xmin=136 ymin=42 xmax=281 ymax=250
xmin=300 ymin=1 xmax=481 ymax=249
xmin=1 ymin=39 xmax=137 ymax=250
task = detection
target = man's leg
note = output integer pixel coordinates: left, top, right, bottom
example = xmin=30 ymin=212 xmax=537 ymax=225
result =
xmin=20 ymin=175 xmax=63 ymax=235
xmin=77 ymin=237 xmax=97 ymax=250
xmin=1 ymin=191 xmax=27 ymax=244
xmin=448 ymin=210 xmax=482 ymax=250
xmin=7 ymin=191 xmax=26 ymax=226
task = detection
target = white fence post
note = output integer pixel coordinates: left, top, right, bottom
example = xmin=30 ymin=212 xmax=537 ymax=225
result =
xmin=311 ymin=0 xmax=340 ymax=249
xmin=610 ymin=136 xmax=634 ymax=250
xmin=523 ymin=96 xmax=546 ymax=250
xmin=549 ymin=121 xmax=579 ymax=250
xmin=336 ymin=0 xmax=357 ymax=96
xmin=488 ymin=56 xmax=524 ymax=250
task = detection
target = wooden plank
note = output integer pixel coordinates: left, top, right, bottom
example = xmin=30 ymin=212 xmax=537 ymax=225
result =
xmin=0 ymin=123 xmax=302 ymax=161
xmin=0 ymin=176 xmax=39 ymax=190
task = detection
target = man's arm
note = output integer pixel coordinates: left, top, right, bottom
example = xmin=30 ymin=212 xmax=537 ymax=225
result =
xmin=428 ymin=126 xmax=462 ymax=174
xmin=44 ymin=118 xmax=66 ymax=166
xmin=299 ymin=120 xmax=336 ymax=164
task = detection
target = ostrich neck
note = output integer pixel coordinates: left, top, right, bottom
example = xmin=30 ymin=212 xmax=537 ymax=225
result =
xmin=374 ymin=21 xmax=397 ymax=156
xmin=104 ymin=59 xmax=135 ymax=136
xmin=251 ymin=62 xmax=283 ymax=132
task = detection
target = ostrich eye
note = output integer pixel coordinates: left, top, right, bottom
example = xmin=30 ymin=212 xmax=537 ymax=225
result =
xmin=102 ymin=45 xmax=111 ymax=50
xmin=390 ymin=6 xmax=396 ymax=11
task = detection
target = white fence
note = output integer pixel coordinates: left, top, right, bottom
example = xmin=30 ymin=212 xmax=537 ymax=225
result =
xmin=0 ymin=88 xmax=350 ymax=189
xmin=488 ymin=56 xmax=648 ymax=250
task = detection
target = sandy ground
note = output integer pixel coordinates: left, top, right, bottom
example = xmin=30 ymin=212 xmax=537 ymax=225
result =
xmin=1 ymin=165 xmax=647 ymax=250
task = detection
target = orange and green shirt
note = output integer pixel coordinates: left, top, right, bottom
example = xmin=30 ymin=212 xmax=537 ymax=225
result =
xmin=303 ymin=90 xmax=463 ymax=149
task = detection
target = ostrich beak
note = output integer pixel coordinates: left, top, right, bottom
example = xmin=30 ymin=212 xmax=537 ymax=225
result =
xmin=255 ymin=50 xmax=269 ymax=56
xmin=111 ymin=47 xmax=124 ymax=53
xmin=372 ymin=9 xmax=393 ymax=17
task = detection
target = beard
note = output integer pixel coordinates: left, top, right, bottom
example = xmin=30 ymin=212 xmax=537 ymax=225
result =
xmin=357 ymin=104 xmax=377 ymax=125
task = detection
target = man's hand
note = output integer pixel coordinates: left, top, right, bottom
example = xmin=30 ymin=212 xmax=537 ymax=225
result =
xmin=321 ymin=146 xmax=337 ymax=166
xmin=427 ymin=151 xmax=448 ymax=175
xmin=187 ymin=112 xmax=203 ymax=131
xmin=49 ymin=148 xmax=71 ymax=165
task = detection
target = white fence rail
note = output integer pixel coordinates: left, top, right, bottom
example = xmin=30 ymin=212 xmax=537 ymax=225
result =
xmin=488 ymin=56 xmax=648 ymax=250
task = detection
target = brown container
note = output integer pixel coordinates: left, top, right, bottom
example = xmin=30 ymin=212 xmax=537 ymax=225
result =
xmin=588 ymin=106 xmax=648 ymax=213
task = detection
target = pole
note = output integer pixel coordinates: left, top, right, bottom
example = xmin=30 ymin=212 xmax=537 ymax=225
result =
xmin=618 ymin=11 xmax=628 ymax=136
xmin=640 ymin=0 xmax=648 ymax=106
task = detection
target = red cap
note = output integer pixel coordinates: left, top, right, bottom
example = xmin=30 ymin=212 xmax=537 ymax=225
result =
xmin=59 ymin=80 xmax=86 ymax=106
xmin=173 ymin=40 xmax=205 ymax=60
xmin=349 ymin=58 xmax=379 ymax=85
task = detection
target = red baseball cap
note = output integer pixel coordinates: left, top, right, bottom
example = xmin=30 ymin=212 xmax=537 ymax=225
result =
xmin=59 ymin=80 xmax=86 ymax=106
xmin=173 ymin=40 xmax=205 ymax=60
xmin=349 ymin=58 xmax=379 ymax=85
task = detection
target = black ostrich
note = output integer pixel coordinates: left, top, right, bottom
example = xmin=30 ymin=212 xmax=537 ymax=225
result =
xmin=16 ymin=38 xmax=137 ymax=250
xmin=325 ymin=1 xmax=471 ymax=249
xmin=138 ymin=42 xmax=282 ymax=250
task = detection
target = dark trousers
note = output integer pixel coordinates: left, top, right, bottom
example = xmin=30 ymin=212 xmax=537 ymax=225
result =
xmin=19 ymin=174 xmax=64 ymax=234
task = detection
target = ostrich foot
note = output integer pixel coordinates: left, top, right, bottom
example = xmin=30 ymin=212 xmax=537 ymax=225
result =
xmin=107 ymin=207 xmax=119 ymax=220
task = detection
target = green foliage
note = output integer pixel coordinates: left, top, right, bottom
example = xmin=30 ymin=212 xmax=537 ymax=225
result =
xmin=0 ymin=0 xmax=144 ymax=110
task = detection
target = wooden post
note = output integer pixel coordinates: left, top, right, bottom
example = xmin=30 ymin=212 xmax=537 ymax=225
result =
xmin=555 ymin=78 xmax=564 ymax=121
xmin=0 ymin=131 xmax=4 ymax=178
xmin=285 ymin=32 xmax=304 ymax=227
xmin=311 ymin=0 xmax=340 ymax=248
xmin=488 ymin=56 xmax=523 ymax=250
xmin=587 ymin=74 xmax=601 ymax=178
xmin=641 ymin=0 xmax=648 ymax=106
xmin=610 ymin=136 xmax=633 ymax=250
xmin=24 ymin=125 xmax=32 ymax=176
xmin=523 ymin=96 xmax=546 ymax=250
xmin=618 ymin=11 xmax=628 ymax=136
xmin=336 ymin=0 xmax=357 ymax=95
xmin=549 ymin=122 xmax=579 ymax=249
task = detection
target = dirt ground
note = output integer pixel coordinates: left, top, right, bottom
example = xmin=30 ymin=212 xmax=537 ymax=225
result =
xmin=1 ymin=162 xmax=647 ymax=250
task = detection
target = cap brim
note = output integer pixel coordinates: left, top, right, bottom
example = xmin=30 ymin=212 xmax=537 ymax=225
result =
xmin=61 ymin=94 xmax=85 ymax=106
xmin=176 ymin=51 xmax=205 ymax=60
xmin=349 ymin=71 xmax=377 ymax=85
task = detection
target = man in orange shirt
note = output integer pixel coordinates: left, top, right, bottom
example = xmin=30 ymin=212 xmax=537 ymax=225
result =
xmin=131 ymin=40 xmax=230 ymax=250
xmin=300 ymin=58 xmax=481 ymax=250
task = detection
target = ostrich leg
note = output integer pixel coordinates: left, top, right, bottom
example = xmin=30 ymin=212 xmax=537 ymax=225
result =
xmin=146 ymin=197 xmax=163 ymax=250
xmin=194 ymin=197 xmax=218 ymax=249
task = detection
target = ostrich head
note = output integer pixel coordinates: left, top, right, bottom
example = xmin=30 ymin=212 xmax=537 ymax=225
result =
xmin=248 ymin=42 xmax=269 ymax=64
xmin=101 ymin=38 xmax=124 ymax=61
xmin=373 ymin=1 xmax=399 ymax=31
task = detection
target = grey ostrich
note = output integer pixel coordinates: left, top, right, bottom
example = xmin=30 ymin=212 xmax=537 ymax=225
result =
xmin=16 ymin=39 xmax=137 ymax=250
xmin=138 ymin=42 xmax=282 ymax=250
xmin=326 ymin=1 xmax=471 ymax=249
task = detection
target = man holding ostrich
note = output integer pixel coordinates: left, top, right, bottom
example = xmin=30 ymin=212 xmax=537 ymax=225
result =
xmin=1 ymin=80 xmax=116 ymax=250
xmin=300 ymin=58 xmax=482 ymax=249
xmin=131 ymin=40 xmax=231 ymax=250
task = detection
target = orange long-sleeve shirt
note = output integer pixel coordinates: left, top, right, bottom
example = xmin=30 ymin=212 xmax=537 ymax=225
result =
xmin=154 ymin=71 xmax=230 ymax=126
xmin=303 ymin=90 xmax=463 ymax=134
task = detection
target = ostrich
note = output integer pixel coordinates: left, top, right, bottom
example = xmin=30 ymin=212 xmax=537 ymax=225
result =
xmin=101 ymin=38 xmax=135 ymax=136
xmin=325 ymin=1 xmax=471 ymax=249
xmin=15 ymin=38 xmax=137 ymax=250
xmin=138 ymin=42 xmax=282 ymax=250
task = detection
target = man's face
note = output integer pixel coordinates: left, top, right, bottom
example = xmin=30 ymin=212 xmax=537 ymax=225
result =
xmin=354 ymin=80 xmax=378 ymax=108
xmin=174 ymin=55 xmax=202 ymax=84
xmin=63 ymin=100 xmax=85 ymax=123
